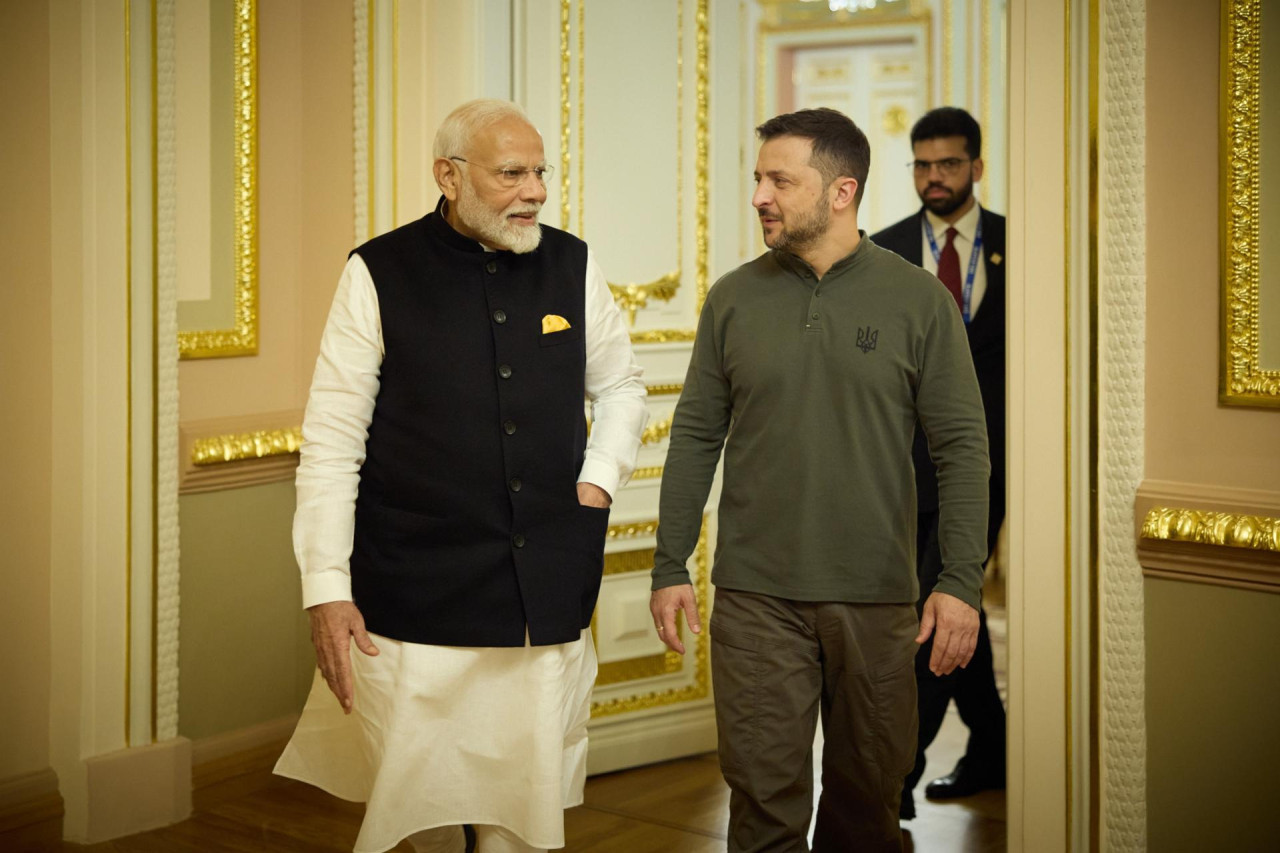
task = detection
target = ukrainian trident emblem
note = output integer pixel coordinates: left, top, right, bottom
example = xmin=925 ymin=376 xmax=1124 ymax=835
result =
xmin=856 ymin=326 xmax=879 ymax=353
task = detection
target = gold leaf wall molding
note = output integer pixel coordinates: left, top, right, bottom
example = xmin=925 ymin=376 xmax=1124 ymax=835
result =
xmin=592 ymin=518 xmax=711 ymax=716
xmin=178 ymin=413 xmax=304 ymax=494
xmin=631 ymin=329 xmax=698 ymax=344
xmin=177 ymin=0 xmax=259 ymax=359
xmin=641 ymin=413 xmax=673 ymax=446
xmin=1140 ymin=506 xmax=1279 ymax=552
xmin=1219 ymin=0 xmax=1280 ymax=406
xmin=609 ymin=271 xmax=681 ymax=325
xmin=191 ymin=427 xmax=304 ymax=466
xmin=607 ymin=519 xmax=660 ymax=540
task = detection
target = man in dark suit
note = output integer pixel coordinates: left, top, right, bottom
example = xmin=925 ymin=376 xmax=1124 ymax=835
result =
xmin=871 ymin=106 xmax=1007 ymax=820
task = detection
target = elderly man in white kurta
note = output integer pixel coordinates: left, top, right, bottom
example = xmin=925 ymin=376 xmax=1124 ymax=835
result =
xmin=275 ymin=99 xmax=647 ymax=853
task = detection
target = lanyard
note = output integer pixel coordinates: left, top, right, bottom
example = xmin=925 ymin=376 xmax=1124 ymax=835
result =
xmin=924 ymin=216 xmax=984 ymax=324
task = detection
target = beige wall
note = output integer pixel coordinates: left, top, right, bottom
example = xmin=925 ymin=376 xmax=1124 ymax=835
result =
xmin=179 ymin=484 xmax=313 ymax=741
xmin=0 ymin=1 xmax=53 ymax=781
xmin=176 ymin=0 xmax=353 ymax=741
xmin=1145 ymin=0 xmax=1280 ymax=845
xmin=177 ymin=0 xmax=354 ymax=421
xmin=1146 ymin=0 xmax=1280 ymax=490
xmin=1145 ymin=579 xmax=1280 ymax=851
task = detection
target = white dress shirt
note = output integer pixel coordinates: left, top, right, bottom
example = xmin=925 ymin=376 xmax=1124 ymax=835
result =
xmin=293 ymin=250 xmax=647 ymax=609
xmin=920 ymin=201 xmax=988 ymax=319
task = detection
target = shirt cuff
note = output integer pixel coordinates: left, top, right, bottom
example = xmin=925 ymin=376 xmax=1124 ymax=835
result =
xmin=301 ymin=570 xmax=354 ymax=610
xmin=577 ymin=458 xmax=621 ymax=500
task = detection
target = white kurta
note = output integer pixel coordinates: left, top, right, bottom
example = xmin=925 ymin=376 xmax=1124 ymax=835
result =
xmin=276 ymin=240 xmax=646 ymax=852
xmin=275 ymin=629 xmax=597 ymax=853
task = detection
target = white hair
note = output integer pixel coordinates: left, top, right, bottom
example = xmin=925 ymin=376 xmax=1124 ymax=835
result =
xmin=433 ymin=99 xmax=534 ymax=160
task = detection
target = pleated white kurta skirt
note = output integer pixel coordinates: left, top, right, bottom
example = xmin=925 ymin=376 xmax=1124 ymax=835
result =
xmin=274 ymin=628 xmax=597 ymax=853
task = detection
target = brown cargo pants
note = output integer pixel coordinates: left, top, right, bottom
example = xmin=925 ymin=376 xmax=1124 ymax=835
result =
xmin=710 ymin=587 xmax=919 ymax=853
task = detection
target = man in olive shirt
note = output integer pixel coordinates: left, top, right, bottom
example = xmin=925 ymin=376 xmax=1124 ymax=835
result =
xmin=650 ymin=108 xmax=990 ymax=852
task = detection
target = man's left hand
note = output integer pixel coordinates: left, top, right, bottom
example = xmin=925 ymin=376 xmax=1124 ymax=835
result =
xmin=576 ymin=482 xmax=611 ymax=508
xmin=915 ymin=591 xmax=979 ymax=676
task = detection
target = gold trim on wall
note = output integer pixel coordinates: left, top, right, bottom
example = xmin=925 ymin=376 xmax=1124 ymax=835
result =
xmin=941 ymin=0 xmax=952 ymax=103
xmin=562 ymin=0 xmax=707 ymax=340
xmin=630 ymin=328 xmax=698 ymax=344
xmin=1141 ymin=506 xmax=1280 ymax=552
xmin=594 ymin=546 xmax=682 ymax=686
xmin=177 ymin=0 xmax=258 ymax=359
xmin=641 ymin=412 xmax=673 ymax=446
xmin=1220 ymin=0 xmax=1279 ymax=406
xmin=631 ymin=465 xmax=665 ymax=480
xmin=646 ymin=383 xmax=684 ymax=396
xmin=559 ymin=1 xmax=571 ymax=230
xmin=191 ymin=427 xmax=304 ymax=466
xmin=607 ymin=519 xmax=661 ymax=540
xmin=592 ymin=519 xmax=711 ymax=716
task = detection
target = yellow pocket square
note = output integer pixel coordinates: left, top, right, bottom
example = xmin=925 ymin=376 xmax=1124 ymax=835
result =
xmin=542 ymin=314 xmax=571 ymax=334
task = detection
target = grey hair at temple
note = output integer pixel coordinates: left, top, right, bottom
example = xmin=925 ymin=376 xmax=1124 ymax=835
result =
xmin=433 ymin=98 xmax=535 ymax=160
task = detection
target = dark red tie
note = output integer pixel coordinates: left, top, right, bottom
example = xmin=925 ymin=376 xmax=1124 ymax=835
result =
xmin=936 ymin=226 xmax=963 ymax=313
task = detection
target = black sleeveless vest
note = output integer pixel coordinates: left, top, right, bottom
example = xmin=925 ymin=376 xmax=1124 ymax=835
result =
xmin=349 ymin=200 xmax=609 ymax=647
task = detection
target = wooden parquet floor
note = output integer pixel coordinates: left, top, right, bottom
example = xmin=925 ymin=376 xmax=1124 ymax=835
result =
xmin=60 ymin=573 xmax=1008 ymax=852
xmin=58 ymin=720 xmax=1004 ymax=852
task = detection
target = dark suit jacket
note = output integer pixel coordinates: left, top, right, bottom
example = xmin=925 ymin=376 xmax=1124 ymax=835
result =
xmin=871 ymin=207 xmax=1006 ymax=592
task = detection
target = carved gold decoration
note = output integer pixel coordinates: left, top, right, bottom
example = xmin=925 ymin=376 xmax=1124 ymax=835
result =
xmin=882 ymin=105 xmax=909 ymax=134
xmin=594 ymin=548 xmax=683 ymax=685
xmin=604 ymin=547 xmax=657 ymax=576
xmin=1141 ymin=506 xmax=1280 ymax=553
xmin=979 ymin=0 xmax=990 ymax=206
xmin=191 ymin=427 xmax=303 ymax=466
xmin=646 ymin=383 xmax=684 ymax=397
xmin=592 ymin=518 xmax=711 ymax=716
xmin=609 ymin=272 xmax=681 ymax=325
xmin=942 ymin=0 xmax=953 ymax=102
xmin=630 ymin=329 xmax=698 ymax=344
xmin=559 ymin=0 xmax=571 ymax=230
xmin=641 ymin=412 xmax=673 ymax=446
xmin=1220 ymin=0 xmax=1280 ymax=406
xmin=694 ymin=0 xmax=709 ymax=310
xmin=178 ymin=0 xmax=258 ymax=358
xmin=631 ymin=465 xmax=664 ymax=480
xmin=577 ymin=0 xmax=585 ymax=234
xmin=563 ymin=0 xmax=705 ymax=335
xmin=596 ymin=649 xmax=684 ymax=686
xmin=607 ymin=519 xmax=661 ymax=540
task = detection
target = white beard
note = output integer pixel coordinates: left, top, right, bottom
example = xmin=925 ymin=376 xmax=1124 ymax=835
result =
xmin=455 ymin=187 xmax=543 ymax=254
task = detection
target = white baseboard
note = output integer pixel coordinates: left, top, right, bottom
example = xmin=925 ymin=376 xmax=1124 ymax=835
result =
xmin=586 ymin=701 xmax=717 ymax=775
xmin=82 ymin=737 xmax=191 ymax=843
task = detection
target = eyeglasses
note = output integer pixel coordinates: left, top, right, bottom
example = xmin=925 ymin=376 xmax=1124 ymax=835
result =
xmin=449 ymin=157 xmax=554 ymax=187
xmin=909 ymin=157 xmax=971 ymax=177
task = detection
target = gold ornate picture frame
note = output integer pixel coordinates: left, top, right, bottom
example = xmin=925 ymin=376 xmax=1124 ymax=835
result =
xmin=1220 ymin=0 xmax=1279 ymax=405
xmin=175 ymin=0 xmax=258 ymax=359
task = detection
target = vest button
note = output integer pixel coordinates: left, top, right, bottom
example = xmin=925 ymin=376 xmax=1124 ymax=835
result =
xmin=498 ymin=364 xmax=513 ymax=379
xmin=503 ymin=420 xmax=516 ymax=435
xmin=493 ymin=309 xmax=507 ymax=324
xmin=812 ymin=313 xmax=819 ymax=319
xmin=486 ymin=260 xmax=498 ymax=274
xmin=512 ymin=534 xmax=525 ymax=548
xmin=509 ymin=478 xmax=522 ymax=492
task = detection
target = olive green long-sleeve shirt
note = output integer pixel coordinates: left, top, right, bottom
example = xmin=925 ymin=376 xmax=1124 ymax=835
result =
xmin=653 ymin=235 xmax=990 ymax=609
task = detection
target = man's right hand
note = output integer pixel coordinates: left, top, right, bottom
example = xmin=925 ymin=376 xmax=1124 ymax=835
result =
xmin=307 ymin=600 xmax=380 ymax=714
xmin=649 ymin=584 xmax=701 ymax=655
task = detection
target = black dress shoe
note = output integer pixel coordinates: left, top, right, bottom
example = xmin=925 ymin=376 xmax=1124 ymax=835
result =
xmin=923 ymin=757 xmax=1006 ymax=800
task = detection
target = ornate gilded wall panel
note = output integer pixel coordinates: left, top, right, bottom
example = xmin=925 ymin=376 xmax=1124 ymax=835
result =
xmin=1220 ymin=0 xmax=1280 ymax=405
xmin=171 ymin=0 xmax=259 ymax=359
